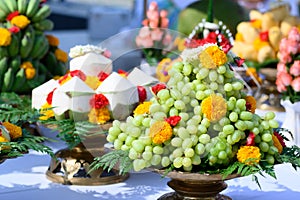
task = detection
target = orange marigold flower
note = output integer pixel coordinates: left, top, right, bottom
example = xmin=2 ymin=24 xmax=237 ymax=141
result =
xmin=46 ymin=35 xmax=60 ymax=46
xmin=201 ymin=94 xmax=227 ymax=122
xmin=134 ymin=101 xmax=152 ymax=116
xmin=39 ymin=102 xmax=55 ymax=121
xmin=20 ymin=61 xmax=33 ymax=69
xmin=88 ymin=107 xmax=111 ymax=124
xmin=0 ymin=28 xmax=12 ymax=46
xmin=2 ymin=122 xmax=22 ymax=140
xmin=199 ymin=45 xmax=227 ymax=69
xmin=55 ymin=49 xmax=68 ymax=63
xmin=245 ymin=95 xmax=256 ymax=113
xmin=272 ymin=134 xmax=283 ymax=154
xmin=237 ymin=145 xmax=261 ymax=165
xmin=11 ymin=15 xmax=30 ymax=29
xmin=150 ymin=121 xmax=173 ymax=144
xmin=0 ymin=136 xmax=9 ymax=142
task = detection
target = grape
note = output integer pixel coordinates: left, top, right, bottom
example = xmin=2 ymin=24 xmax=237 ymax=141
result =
xmin=182 ymin=85 xmax=192 ymax=96
xmin=170 ymin=89 xmax=182 ymax=100
xmin=252 ymin=127 xmax=260 ymax=135
xmin=265 ymin=112 xmax=275 ymax=120
xmin=173 ymin=157 xmax=183 ymax=168
xmin=217 ymin=74 xmax=225 ymax=84
xmin=196 ymin=83 xmax=207 ymax=91
xmin=173 ymin=72 xmax=183 ymax=81
xmin=112 ymin=120 xmax=121 ymax=128
xmin=223 ymin=124 xmax=235 ymax=135
xmin=201 ymin=118 xmax=210 ymax=128
xmin=177 ymin=81 xmax=184 ymax=91
xmin=132 ymin=115 xmax=144 ymax=126
xmin=140 ymin=135 xmax=152 ymax=146
xmin=172 ymin=147 xmax=183 ymax=157
xmin=184 ymin=148 xmax=195 ymax=157
xmin=199 ymin=134 xmax=211 ymax=144
xmin=125 ymin=136 xmax=135 ymax=146
xmin=235 ymin=120 xmax=247 ymax=131
xmin=161 ymin=156 xmax=171 ymax=167
xmin=209 ymin=70 xmax=218 ymax=82
xmin=265 ymin=154 xmax=275 ymax=165
xmin=169 ymin=107 xmax=179 ymax=116
xmin=259 ymin=142 xmax=269 ymax=152
xmin=114 ymin=139 xmax=123 ymax=150
xmin=133 ymin=159 xmax=146 ymax=171
xmin=165 ymin=98 xmax=175 ymax=107
xmin=106 ymin=134 xmax=116 ymax=143
xmin=183 ymin=63 xmax=192 ymax=75
xmin=190 ymin=99 xmax=199 ymax=107
xmin=145 ymin=145 xmax=153 ymax=152
xmin=182 ymin=138 xmax=193 ymax=149
xmin=197 ymin=68 xmax=209 ymax=79
xmin=213 ymin=124 xmax=223 ymax=132
xmin=149 ymin=103 xmax=162 ymax=114
xmin=172 ymin=61 xmax=184 ymax=71
xmin=192 ymin=155 xmax=201 ymax=165
xmin=261 ymin=133 xmax=273 ymax=142
xmin=191 ymin=134 xmax=199 ymax=146
xmin=244 ymin=121 xmax=254 ymax=130
xmin=182 ymin=157 xmax=192 ymax=167
xmin=261 ymin=121 xmax=270 ymax=130
xmin=171 ymin=137 xmax=183 ymax=147
xmin=187 ymin=124 xmax=198 ymax=134
xmin=218 ymin=151 xmax=227 ymax=160
xmin=142 ymin=118 xmax=151 ymax=127
xmin=232 ymin=130 xmax=242 ymax=143
xmin=151 ymin=154 xmax=162 ymax=166
xmin=227 ymin=100 xmax=235 ymax=111
xmin=129 ymin=148 xmax=138 ymax=159
xmin=142 ymin=151 xmax=153 ymax=161
xmin=229 ymin=112 xmax=238 ymax=122
xmin=224 ymin=70 xmax=234 ymax=78
xmin=153 ymin=112 xmax=167 ymax=121
xmin=210 ymin=148 xmax=219 ymax=156
xmin=240 ymin=111 xmax=253 ymax=121
xmin=268 ymin=146 xmax=278 ymax=155
xmin=157 ymin=89 xmax=170 ymax=101
xmin=108 ymin=126 xmax=121 ymax=137
xmin=210 ymin=82 xmax=219 ymax=91
xmin=132 ymin=140 xmax=145 ymax=153
xmin=153 ymin=146 xmax=164 ymax=154
xmin=224 ymin=83 xmax=233 ymax=92
xmin=254 ymin=135 xmax=261 ymax=143
xmin=121 ymin=145 xmax=130 ymax=151
xmin=194 ymin=105 xmax=202 ymax=115
xmin=216 ymin=141 xmax=227 ymax=151
xmin=219 ymin=117 xmax=230 ymax=126
xmin=195 ymin=143 xmax=206 ymax=155
xmin=129 ymin=126 xmax=142 ymax=138
xmin=192 ymin=115 xmax=202 ymax=123
xmin=236 ymin=99 xmax=246 ymax=109
xmin=232 ymin=81 xmax=243 ymax=90
xmin=217 ymin=65 xmax=227 ymax=74
xmin=204 ymin=89 xmax=214 ymax=96
xmin=268 ymin=119 xmax=279 ymax=128
xmin=118 ymin=132 xmax=128 ymax=141
xmin=208 ymin=155 xmax=218 ymax=165
xmin=196 ymin=91 xmax=206 ymax=100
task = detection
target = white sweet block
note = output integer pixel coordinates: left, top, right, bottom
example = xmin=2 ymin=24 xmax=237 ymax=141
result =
xmin=69 ymin=52 xmax=113 ymax=76
xmin=31 ymin=79 xmax=59 ymax=109
xmin=96 ymin=72 xmax=139 ymax=120
xmin=52 ymin=89 xmax=71 ymax=116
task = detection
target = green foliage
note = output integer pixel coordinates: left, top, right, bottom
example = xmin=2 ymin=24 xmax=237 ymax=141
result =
xmin=89 ymin=150 xmax=133 ymax=175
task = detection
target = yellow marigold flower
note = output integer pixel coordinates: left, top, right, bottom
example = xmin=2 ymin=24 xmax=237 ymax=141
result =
xmin=174 ymin=37 xmax=186 ymax=51
xmin=150 ymin=121 xmax=173 ymax=144
xmin=39 ymin=102 xmax=55 ymax=120
xmin=11 ymin=15 xmax=30 ymax=29
xmin=88 ymin=107 xmax=111 ymax=124
xmin=46 ymin=35 xmax=60 ymax=46
xmin=245 ymin=95 xmax=256 ymax=114
xmin=237 ymin=145 xmax=261 ymax=165
xmin=2 ymin=122 xmax=22 ymax=140
xmin=0 ymin=28 xmax=12 ymax=46
xmin=0 ymin=136 xmax=9 ymax=142
xmin=250 ymin=19 xmax=262 ymax=29
xmin=201 ymin=94 xmax=227 ymax=122
xmin=25 ymin=67 xmax=36 ymax=79
xmin=253 ymin=37 xmax=269 ymax=51
xmin=20 ymin=61 xmax=33 ymax=69
xmin=199 ymin=46 xmax=227 ymax=69
xmin=235 ymin=32 xmax=244 ymax=42
xmin=134 ymin=101 xmax=152 ymax=116
xmin=55 ymin=48 xmax=68 ymax=63
xmin=85 ymin=76 xmax=101 ymax=90
xmin=272 ymin=135 xmax=283 ymax=154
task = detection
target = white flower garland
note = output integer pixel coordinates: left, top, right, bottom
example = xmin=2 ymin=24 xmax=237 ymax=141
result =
xmin=69 ymin=44 xmax=106 ymax=58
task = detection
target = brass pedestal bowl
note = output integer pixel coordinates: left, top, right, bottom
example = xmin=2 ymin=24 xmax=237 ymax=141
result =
xmin=155 ymin=169 xmax=239 ymax=200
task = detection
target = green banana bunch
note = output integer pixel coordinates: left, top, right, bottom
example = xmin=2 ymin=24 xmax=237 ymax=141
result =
xmin=0 ymin=57 xmax=9 ymax=88
xmin=17 ymin=0 xmax=29 ymax=14
xmin=20 ymin=25 xmax=35 ymax=59
xmin=31 ymin=4 xmax=51 ymax=22
xmin=33 ymin=19 xmax=54 ymax=31
xmin=11 ymin=68 xmax=26 ymax=92
xmin=8 ymin=33 xmax=19 ymax=57
xmin=0 ymin=47 xmax=8 ymax=58
xmin=30 ymin=34 xmax=49 ymax=59
xmin=55 ymin=61 xmax=68 ymax=76
xmin=43 ymin=51 xmax=57 ymax=76
xmin=9 ymin=55 xmax=21 ymax=74
xmin=1 ymin=67 xmax=14 ymax=92
xmin=4 ymin=0 xmax=18 ymax=13
xmin=25 ymin=0 xmax=40 ymax=18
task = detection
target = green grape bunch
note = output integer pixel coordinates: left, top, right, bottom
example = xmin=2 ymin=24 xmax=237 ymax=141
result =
xmin=0 ymin=0 xmax=67 ymax=94
xmin=106 ymin=44 xmax=281 ymax=172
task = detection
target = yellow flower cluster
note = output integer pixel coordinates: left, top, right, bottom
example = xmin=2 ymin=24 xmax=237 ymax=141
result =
xmin=150 ymin=121 xmax=173 ymax=144
xmin=253 ymin=37 xmax=269 ymax=51
xmin=0 ymin=28 xmax=12 ymax=46
xmin=199 ymin=46 xmax=227 ymax=69
xmin=39 ymin=102 xmax=55 ymax=121
xmin=88 ymin=107 xmax=111 ymax=124
xmin=85 ymin=76 xmax=101 ymax=90
xmin=133 ymin=101 xmax=152 ymax=116
xmin=237 ymin=146 xmax=261 ymax=165
xmin=46 ymin=35 xmax=60 ymax=46
xmin=20 ymin=61 xmax=36 ymax=79
xmin=55 ymin=49 xmax=68 ymax=63
xmin=201 ymin=94 xmax=227 ymax=122
xmin=2 ymin=122 xmax=22 ymax=140
xmin=11 ymin=15 xmax=30 ymax=29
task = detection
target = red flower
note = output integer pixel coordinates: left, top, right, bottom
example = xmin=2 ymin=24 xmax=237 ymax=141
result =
xmin=89 ymin=94 xmax=109 ymax=109
xmin=165 ymin=116 xmax=181 ymax=126
xmin=6 ymin=11 xmax=19 ymax=21
xmin=46 ymin=88 xmax=57 ymax=105
xmin=8 ymin=26 xmax=20 ymax=33
xmin=70 ymin=70 xmax=86 ymax=81
xmin=98 ymin=71 xmax=109 ymax=81
xmin=137 ymin=86 xmax=147 ymax=103
xmin=260 ymin=31 xmax=269 ymax=42
xmin=246 ymin=132 xmax=256 ymax=146
xmin=151 ymin=83 xmax=166 ymax=95
xmin=273 ymin=131 xmax=286 ymax=147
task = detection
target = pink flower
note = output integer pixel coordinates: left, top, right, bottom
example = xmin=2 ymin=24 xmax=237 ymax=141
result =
xmin=287 ymin=41 xmax=299 ymax=55
xmin=277 ymin=71 xmax=293 ymax=86
xmin=151 ymin=28 xmax=163 ymax=41
xmin=160 ymin=18 xmax=169 ymax=28
xmin=160 ymin=10 xmax=168 ymax=18
xmin=290 ymin=60 xmax=300 ymax=76
xmin=163 ymin=34 xmax=172 ymax=46
xmin=136 ymin=35 xmax=154 ymax=48
xmin=103 ymin=50 xmax=111 ymax=58
xmin=147 ymin=10 xmax=159 ymax=21
xmin=291 ymin=77 xmax=300 ymax=92
xmin=149 ymin=19 xmax=159 ymax=28
xmin=149 ymin=2 xmax=158 ymax=11
xmin=138 ymin=26 xmax=151 ymax=38
xmin=277 ymin=62 xmax=287 ymax=74
xmin=276 ymin=78 xmax=287 ymax=92
xmin=288 ymin=27 xmax=300 ymax=42
xmin=278 ymin=51 xmax=292 ymax=64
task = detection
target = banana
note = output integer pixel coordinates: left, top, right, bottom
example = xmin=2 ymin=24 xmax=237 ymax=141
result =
xmin=0 ymin=0 xmax=10 ymax=15
xmin=4 ymin=0 xmax=17 ymax=13
xmin=43 ymin=51 xmax=57 ymax=75
xmin=33 ymin=19 xmax=54 ymax=31
xmin=19 ymin=25 xmax=35 ymax=58
xmin=1 ymin=67 xmax=14 ymax=92
xmin=25 ymin=0 xmax=39 ymax=18
xmin=0 ymin=57 xmax=8 ymax=87
xmin=38 ymin=61 xmax=52 ymax=79
xmin=31 ymin=4 xmax=51 ymax=22
xmin=9 ymin=55 xmax=21 ymax=73
xmin=55 ymin=61 xmax=68 ymax=76
xmin=8 ymin=33 xmax=19 ymax=57
xmin=17 ymin=0 xmax=28 ymax=14
xmin=30 ymin=34 xmax=48 ymax=59
xmin=0 ymin=47 xmax=8 ymax=58
xmin=11 ymin=68 xmax=26 ymax=92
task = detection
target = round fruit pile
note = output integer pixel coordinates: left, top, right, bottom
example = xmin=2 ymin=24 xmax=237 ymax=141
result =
xmin=106 ymin=44 xmax=281 ymax=172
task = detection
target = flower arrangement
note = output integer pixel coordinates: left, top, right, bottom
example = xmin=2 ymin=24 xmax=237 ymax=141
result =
xmin=0 ymin=0 xmax=67 ymax=94
xmin=276 ymin=27 xmax=300 ymax=103
xmin=135 ymin=1 xmax=172 ymax=65
xmin=90 ymin=42 xmax=300 ymax=187
xmin=0 ymin=93 xmax=53 ymax=160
